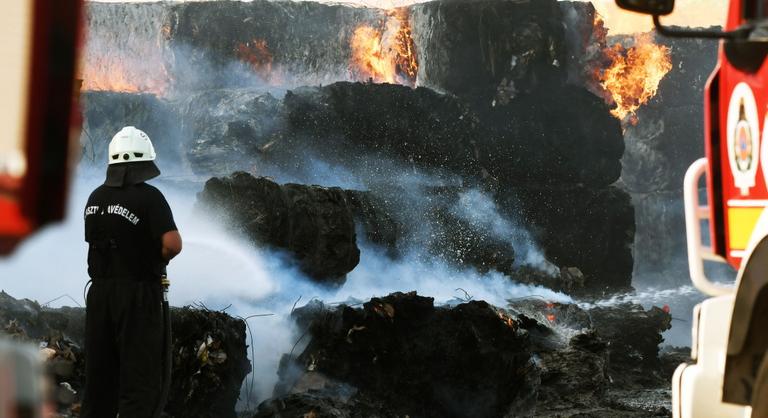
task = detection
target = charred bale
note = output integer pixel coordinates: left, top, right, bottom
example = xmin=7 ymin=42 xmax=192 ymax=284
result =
xmin=589 ymin=303 xmax=672 ymax=388
xmin=165 ymin=307 xmax=251 ymax=418
xmin=281 ymin=81 xmax=623 ymax=188
xmin=509 ymin=299 xmax=673 ymax=415
xmin=410 ymin=0 xmax=568 ymax=108
xmin=275 ymin=292 xmax=539 ymax=418
xmin=197 ymin=172 xmax=360 ymax=284
xmin=500 ymin=185 xmax=635 ymax=295
xmin=177 ymin=89 xmax=284 ymax=175
xmin=255 ymin=390 xmax=395 ymax=418
xmin=616 ymin=33 xmax=720 ymax=286
xmin=85 ymin=1 xmax=382 ymax=94
xmin=482 ymin=83 xmax=624 ymax=188
xmin=535 ymin=331 xmax=610 ymax=413
xmin=620 ymin=33 xmax=716 ymax=194
xmin=282 ymin=82 xmax=481 ymax=180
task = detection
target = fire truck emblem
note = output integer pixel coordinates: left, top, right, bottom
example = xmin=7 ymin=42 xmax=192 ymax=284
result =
xmin=734 ymin=107 xmax=752 ymax=172
xmin=727 ymin=83 xmax=760 ymax=195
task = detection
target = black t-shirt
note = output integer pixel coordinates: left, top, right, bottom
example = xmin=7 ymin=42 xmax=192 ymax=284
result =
xmin=84 ymin=183 xmax=177 ymax=281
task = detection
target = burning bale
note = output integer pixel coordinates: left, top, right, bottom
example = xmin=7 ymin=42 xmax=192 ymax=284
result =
xmin=617 ymin=33 xmax=720 ymax=285
xmin=0 ymin=292 xmax=250 ymax=418
xmin=84 ymin=0 xmax=385 ymax=95
xmin=258 ymin=292 xmax=676 ymax=417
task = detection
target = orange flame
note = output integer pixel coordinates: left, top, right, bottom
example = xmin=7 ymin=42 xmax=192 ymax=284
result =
xmin=392 ymin=9 xmax=418 ymax=82
xmin=350 ymin=9 xmax=418 ymax=86
xmin=235 ymin=38 xmax=274 ymax=81
xmin=497 ymin=312 xmax=516 ymax=329
xmin=82 ymin=59 xmax=168 ymax=97
xmin=596 ymin=32 xmax=672 ymax=122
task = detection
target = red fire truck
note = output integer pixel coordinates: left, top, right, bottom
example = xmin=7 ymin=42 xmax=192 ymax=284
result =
xmin=617 ymin=0 xmax=768 ymax=416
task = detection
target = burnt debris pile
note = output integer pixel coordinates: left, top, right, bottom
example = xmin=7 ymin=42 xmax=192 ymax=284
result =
xmin=0 ymin=291 xmax=678 ymax=417
xmin=256 ymin=291 xmax=674 ymax=417
xmin=0 ymin=292 xmax=249 ymax=418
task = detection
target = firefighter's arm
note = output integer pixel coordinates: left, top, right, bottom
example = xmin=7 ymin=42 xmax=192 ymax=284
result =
xmin=161 ymin=230 xmax=182 ymax=262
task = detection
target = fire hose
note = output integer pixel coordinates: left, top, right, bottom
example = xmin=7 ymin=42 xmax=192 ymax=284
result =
xmin=153 ymin=274 xmax=172 ymax=418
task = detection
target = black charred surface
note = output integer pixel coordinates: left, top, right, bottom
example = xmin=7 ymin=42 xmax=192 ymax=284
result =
xmin=255 ymin=391 xmax=395 ymax=418
xmin=500 ymin=185 xmax=635 ymax=295
xmin=260 ymin=293 xmax=676 ymax=417
xmin=343 ymin=190 xmax=402 ymax=254
xmin=509 ymin=299 xmax=674 ymax=416
xmin=482 ymin=83 xmax=624 ymax=187
xmin=410 ymin=0 xmax=567 ymax=107
xmin=273 ymin=292 xmax=538 ymax=418
xmin=193 ymin=171 xmax=631 ymax=294
xmin=282 ymin=81 xmax=623 ymax=188
xmin=282 ymin=82 xmax=481 ymax=179
xmin=589 ymin=303 xmax=673 ymax=388
xmin=197 ymin=172 xmax=360 ymax=284
xmin=196 ymin=174 xmax=523 ymax=286
xmin=0 ymin=292 xmax=249 ymax=418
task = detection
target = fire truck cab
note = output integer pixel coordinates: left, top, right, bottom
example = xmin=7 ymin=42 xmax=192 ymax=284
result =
xmin=617 ymin=0 xmax=768 ymax=416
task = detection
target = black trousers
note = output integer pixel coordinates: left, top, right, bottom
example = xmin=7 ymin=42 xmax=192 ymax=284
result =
xmin=81 ymin=279 xmax=165 ymax=418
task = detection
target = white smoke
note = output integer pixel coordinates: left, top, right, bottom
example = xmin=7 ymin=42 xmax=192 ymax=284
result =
xmin=452 ymin=189 xmax=559 ymax=274
xmin=0 ymin=167 xmax=571 ymax=405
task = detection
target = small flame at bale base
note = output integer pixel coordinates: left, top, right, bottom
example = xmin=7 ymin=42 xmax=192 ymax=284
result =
xmin=235 ymin=38 xmax=276 ymax=83
xmin=81 ymin=59 xmax=169 ymax=97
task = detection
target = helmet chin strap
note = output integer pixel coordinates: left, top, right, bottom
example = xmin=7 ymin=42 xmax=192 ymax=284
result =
xmin=104 ymin=161 xmax=161 ymax=187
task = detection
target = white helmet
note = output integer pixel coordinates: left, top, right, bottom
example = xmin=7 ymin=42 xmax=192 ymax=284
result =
xmin=108 ymin=126 xmax=156 ymax=165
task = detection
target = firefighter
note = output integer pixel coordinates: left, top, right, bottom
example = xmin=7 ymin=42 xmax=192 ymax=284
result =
xmin=82 ymin=126 xmax=182 ymax=418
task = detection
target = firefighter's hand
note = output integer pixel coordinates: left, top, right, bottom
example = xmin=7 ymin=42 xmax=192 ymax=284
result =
xmin=161 ymin=230 xmax=182 ymax=262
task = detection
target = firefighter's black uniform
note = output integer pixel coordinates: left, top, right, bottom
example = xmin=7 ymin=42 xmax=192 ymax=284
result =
xmin=82 ymin=181 xmax=177 ymax=418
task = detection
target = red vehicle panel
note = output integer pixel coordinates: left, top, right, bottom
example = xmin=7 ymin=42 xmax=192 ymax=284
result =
xmin=707 ymin=0 xmax=768 ymax=269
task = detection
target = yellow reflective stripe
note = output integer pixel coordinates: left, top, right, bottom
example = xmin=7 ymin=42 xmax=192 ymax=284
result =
xmin=727 ymin=207 xmax=764 ymax=250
